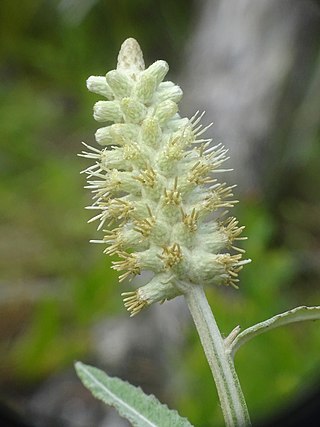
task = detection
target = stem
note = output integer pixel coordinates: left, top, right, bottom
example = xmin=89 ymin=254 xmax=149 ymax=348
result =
xmin=184 ymin=284 xmax=251 ymax=427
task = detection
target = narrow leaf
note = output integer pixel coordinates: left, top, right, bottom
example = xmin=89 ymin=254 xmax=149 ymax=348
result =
xmin=228 ymin=305 xmax=320 ymax=357
xmin=75 ymin=362 xmax=194 ymax=427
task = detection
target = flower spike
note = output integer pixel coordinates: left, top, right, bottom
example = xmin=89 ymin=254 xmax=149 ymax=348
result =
xmin=82 ymin=38 xmax=250 ymax=315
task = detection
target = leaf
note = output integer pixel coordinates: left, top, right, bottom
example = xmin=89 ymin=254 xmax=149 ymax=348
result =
xmin=227 ymin=306 xmax=320 ymax=358
xmin=75 ymin=362 xmax=194 ymax=427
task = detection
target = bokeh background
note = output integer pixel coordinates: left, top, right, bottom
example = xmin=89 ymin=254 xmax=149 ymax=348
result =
xmin=1 ymin=0 xmax=320 ymax=426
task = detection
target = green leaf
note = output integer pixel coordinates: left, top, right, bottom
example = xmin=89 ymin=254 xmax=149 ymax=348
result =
xmin=227 ymin=305 xmax=320 ymax=357
xmin=75 ymin=361 xmax=194 ymax=427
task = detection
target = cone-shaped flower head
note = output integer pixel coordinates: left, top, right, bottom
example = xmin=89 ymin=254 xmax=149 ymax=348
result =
xmin=81 ymin=38 xmax=250 ymax=316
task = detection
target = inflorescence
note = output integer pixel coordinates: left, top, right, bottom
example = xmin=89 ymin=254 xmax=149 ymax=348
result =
xmin=81 ymin=38 xmax=250 ymax=316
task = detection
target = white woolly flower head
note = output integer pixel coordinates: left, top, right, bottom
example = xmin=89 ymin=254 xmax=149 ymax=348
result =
xmin=81 ymin=38 xmax=250 ymax=316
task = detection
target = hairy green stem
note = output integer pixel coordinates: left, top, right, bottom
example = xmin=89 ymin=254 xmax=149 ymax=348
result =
xmin=184 ymin=284 xmax=251 ymax=427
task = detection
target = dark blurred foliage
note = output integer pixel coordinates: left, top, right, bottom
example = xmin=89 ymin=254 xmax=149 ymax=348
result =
xmin=0 ymin=1 xmax=319 ymax=426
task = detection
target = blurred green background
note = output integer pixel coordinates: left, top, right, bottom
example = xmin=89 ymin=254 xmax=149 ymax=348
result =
xmin=0 ymin=1 xmax=319 ymax=426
